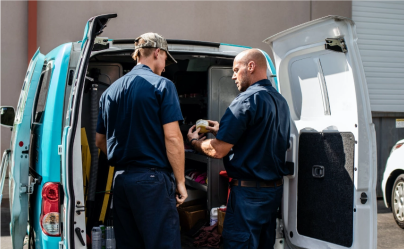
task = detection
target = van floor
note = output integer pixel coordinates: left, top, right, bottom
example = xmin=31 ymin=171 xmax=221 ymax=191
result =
xmin=181 ymin=234 xmax=223 ymax=249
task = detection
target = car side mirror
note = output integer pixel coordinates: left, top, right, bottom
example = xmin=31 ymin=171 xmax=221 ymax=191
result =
xmin=0 ymin=106 xmax=15 ymax=127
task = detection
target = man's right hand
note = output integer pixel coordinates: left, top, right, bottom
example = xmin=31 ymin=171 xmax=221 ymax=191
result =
xmin=176 ymin=182 xmax=188 ymax=207
xmin=205 ymin=120 xmax=219 ymax=137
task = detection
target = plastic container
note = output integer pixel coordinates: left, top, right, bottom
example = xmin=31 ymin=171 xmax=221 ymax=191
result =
xmin=106 ymin=226 xmax=116 ymax=249
xmin=210 ymin=207 xmax=219 ymax=226
xmin=92 ymin=227 xmax=102 ymax=249
xmin=99 ymin=225 xmax=106 ymax=249
xmin=196 ymin=119 xmax=209 ymax=134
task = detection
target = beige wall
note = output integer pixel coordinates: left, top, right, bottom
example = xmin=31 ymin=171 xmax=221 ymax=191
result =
xmin=1 ymin=1 xmax=351 ymax=153
xmin=1 ymin=1 xmax=28 ymax=153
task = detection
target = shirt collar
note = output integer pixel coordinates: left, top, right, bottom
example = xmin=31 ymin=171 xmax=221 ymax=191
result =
xmin=250 ymin=79 xmax=272 ymax=88
xmin=131 ymin=64 xmax=153 ymax=73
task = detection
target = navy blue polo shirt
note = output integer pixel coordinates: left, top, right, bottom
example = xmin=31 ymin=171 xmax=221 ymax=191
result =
xmin=96 ymin=64 xmax=183 ymax=169
xmin=216 ymin=79 xmax=290 ymax=181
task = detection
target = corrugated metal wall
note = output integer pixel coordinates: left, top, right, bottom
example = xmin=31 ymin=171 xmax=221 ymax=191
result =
xmin=353 ymin=2 xmax=404 ymax=197
xmin=352 ymin=1 xmax=404 ymax=113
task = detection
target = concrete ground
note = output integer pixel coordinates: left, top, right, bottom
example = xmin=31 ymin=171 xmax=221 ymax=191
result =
xmin=376 ymin=199 xmax=404 ymax=249
xmin=1 ymin=181 xmax=403 ymax=249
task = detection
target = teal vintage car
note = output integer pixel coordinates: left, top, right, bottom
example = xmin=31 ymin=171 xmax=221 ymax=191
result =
xmin=0 ymin=14 xmax=377 ymax=249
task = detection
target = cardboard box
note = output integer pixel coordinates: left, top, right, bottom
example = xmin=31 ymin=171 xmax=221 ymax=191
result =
xmin=178 ymin=205 xmax=207 ymax=231
xmin=218 ymin=209 xmax=226 ymax=235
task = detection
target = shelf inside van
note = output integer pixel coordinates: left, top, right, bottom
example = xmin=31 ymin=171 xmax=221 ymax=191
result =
xmin=185 ymin=152 xmax=208 ymax=163
xmin=185 ymin=176 xmax=207 ymax=192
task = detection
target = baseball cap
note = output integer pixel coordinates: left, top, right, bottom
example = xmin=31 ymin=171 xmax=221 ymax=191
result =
xmin=134 ymin=32 xmax=177 ymax=65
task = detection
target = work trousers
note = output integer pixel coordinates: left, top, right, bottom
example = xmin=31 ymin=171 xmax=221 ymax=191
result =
xmin=222 ymin=184 xmax=283 ymax=249
xmin=113 ymin=167 xmax=181 ymax=249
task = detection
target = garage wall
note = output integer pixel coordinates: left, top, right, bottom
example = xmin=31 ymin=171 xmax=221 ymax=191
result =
xmin=37 ymin=1 xmax=311 ymax=56
xmin=1 ymin=1 xmax=28 ymax=154
xmin=1 ymin=0 xmax=352 ymax=154
xmin=352 ymin=1 xmax=404 ymax=113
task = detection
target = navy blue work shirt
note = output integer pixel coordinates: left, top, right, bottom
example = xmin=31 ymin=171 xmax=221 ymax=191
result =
xmin=216 ymin=79 xmax=290 ymax=181
xmin=96 ymin=64 xmax=183 ymax=169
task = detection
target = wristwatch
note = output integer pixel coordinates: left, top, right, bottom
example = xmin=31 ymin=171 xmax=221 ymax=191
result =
xmin=189 ymin=138 xmax=198 ymax=145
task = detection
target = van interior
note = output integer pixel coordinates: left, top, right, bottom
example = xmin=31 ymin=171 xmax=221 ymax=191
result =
xmin=80 ymin=50 xmax=237 ymax=247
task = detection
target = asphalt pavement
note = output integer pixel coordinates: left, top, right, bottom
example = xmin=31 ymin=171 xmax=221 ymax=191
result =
xmin=1 ymin=182 xmax=403 ymax=249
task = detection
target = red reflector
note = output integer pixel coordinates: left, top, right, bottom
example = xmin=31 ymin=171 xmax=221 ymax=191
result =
xmin=19 ymin=141 xmax=24 ymax=147
xmin=396 ymin=143 xmax=403 ymax=150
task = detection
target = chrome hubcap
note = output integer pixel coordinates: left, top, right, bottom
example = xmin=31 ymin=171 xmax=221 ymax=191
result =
xmin=393 ymin=182 xmax=404 ymax=221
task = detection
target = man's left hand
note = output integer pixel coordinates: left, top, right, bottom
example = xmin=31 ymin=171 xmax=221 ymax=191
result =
xmin=187 ymin=125 xmax=206 ymax=143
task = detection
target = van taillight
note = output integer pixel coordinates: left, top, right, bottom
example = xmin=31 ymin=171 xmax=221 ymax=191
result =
xmin=40 ymin=182 xmax=60 ymax=236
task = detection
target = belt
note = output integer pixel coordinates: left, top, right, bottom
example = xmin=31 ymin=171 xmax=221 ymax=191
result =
xmin=231 ymin=179 xmax=283 ymax=188
xmin=114 ymin=165 xmax=172 ymax=174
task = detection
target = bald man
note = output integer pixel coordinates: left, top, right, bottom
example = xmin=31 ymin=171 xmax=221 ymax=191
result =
xmin=188 ymin=49 xmax=291 ymax=248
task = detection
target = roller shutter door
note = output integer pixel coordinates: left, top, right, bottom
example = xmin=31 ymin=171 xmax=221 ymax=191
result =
xmin=352 ymin=1 xmax=404 ymax=112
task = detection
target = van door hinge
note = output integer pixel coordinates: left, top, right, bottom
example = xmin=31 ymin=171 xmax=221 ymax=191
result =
xmin=325 ymin=37 xmax=347 ymax=53
xmin=59 ymin=241 xmax=64 ymax=249
xmin=93 ymin=37 xmax=110 ymax=51
xmin=94 ymin=37 xmax=109 ymax=45
xmin=58 ymin=145 xmax=63 ymax=155
xmin=21 ymin=172 xmax=42 ymax=194
xmin=20 ymin=181 xmax=34 ymax=194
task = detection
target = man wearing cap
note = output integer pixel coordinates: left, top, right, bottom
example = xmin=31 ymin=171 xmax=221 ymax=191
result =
xmin=96 ymin=33 xmax=187 ymax=249
xmin=187 ymin=49 xmax=290 ymax=248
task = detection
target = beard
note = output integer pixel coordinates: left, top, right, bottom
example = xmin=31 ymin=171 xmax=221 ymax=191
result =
xmin=237 ymin=70 xmax=250 ymax=92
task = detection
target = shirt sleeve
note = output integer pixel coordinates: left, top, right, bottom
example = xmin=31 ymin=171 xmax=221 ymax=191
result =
xmin=216 ymin=96 xmax=255 ymax=145
xmin=96 ymin=98 xmax=106 ymax=134
xmin=158 ymin=79 xmax=183 ymax=125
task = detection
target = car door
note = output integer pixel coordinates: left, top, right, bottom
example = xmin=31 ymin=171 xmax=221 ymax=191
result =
xmin=263 ymin=16 xmax=377 ymax=249
xmin=7 ymin=49 xmax=45 ymax=249
xmin=61 ymin=14 xmax=117 ymax=249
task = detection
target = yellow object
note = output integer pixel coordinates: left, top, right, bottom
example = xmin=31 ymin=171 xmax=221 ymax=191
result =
xmin=80 ymin=128 xmax=91 ymax=199
xmin=99 ymin=166 xmax=115 ymax=223
xmin=196 ymin=119 xmax=209 ymax=133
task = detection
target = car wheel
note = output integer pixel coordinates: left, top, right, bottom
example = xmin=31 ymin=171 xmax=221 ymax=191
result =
xmin=391 ymin=174 xmax=404 ymax=229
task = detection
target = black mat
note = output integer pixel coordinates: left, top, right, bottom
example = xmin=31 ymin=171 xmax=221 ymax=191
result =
xmin=297 ymin=132 xmax=354 ymax=247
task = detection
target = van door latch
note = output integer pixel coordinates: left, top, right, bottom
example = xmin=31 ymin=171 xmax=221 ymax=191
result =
xmin=58 ymin=145 xmax=63 ymax=155
xmin=312 ymin=165 xmax=325 ymax=178
xmin=325 ymin=37 xmax=347 ymax=53
xmin=360 ymin=192 xmax=368 ymax=204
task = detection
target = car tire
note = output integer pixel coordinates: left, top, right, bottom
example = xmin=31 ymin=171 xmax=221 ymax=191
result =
xmin=391 ymin=174 xmax=404 ymax=229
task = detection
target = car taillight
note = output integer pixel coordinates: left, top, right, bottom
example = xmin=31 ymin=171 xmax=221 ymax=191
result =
xmin=391 ymin=142 xmax=404 ymax=155
xmin=40 ymin=182 xmax=60 ymax=236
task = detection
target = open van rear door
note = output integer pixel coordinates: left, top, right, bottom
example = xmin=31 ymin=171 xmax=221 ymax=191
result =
xmin=61 ymin=14 xmax=117 ymax=249
xmin=264 ymin=16 xmax=377 ymax=249
xmin=8 ymin=49 xmax=45 ymax=248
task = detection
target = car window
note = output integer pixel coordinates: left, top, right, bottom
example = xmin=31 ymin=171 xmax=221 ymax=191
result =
xmin=14 ymin=65 xmax=37 ymax=124
xmin=32 ymin=62 xmax=53 ymax=124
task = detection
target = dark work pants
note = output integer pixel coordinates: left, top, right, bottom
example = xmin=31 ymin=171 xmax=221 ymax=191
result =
xmin=222 ymin=184 xmax=283 ymax=249
xmin=113 ymin=167 xmax=181 ymax=249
